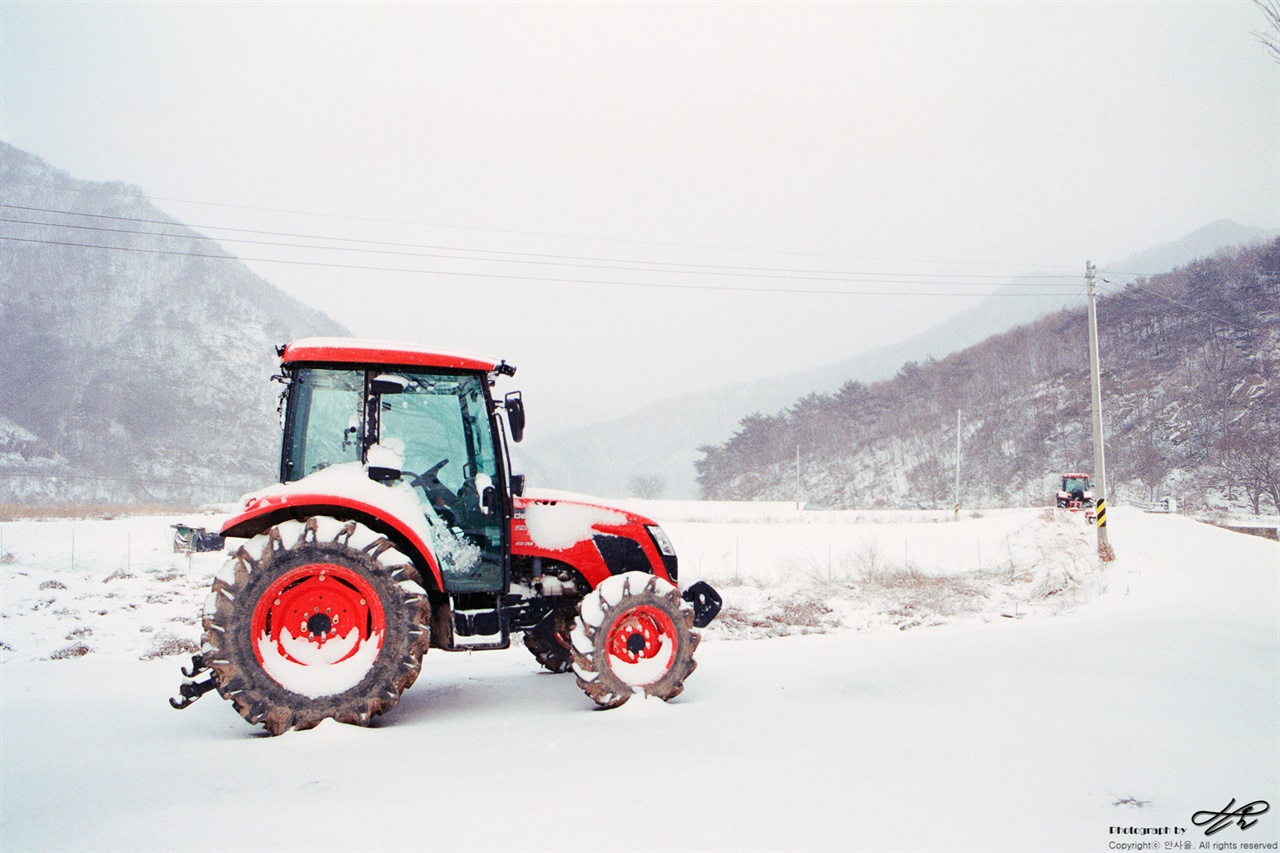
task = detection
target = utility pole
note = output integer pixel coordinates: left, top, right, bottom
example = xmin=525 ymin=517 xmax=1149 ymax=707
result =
xmin=1086 ymin=261 xmax=1114 ymax=561
xmin=795 ymin=444 xmax=801 ymax=509
xmin=954 ymin=409 xmax=962 ymax=520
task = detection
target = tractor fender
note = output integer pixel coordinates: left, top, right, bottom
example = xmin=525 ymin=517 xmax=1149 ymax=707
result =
xmin=510 ymin=491 xmax=677 ymax=590
xmin=221 ymin=474 xmax=445 ymax=592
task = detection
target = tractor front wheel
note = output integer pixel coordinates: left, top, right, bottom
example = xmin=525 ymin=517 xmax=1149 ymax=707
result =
xmin=202 ymin=517 xmax=430 ymax=735
xmin=570 ymin=571 xmax=700 ymax=709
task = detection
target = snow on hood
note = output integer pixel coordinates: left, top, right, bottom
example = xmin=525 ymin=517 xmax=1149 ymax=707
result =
xmin=522 ymin=495 xmax=629 ymax=551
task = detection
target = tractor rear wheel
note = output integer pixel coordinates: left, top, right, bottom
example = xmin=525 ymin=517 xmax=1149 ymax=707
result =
xmin=202 ymin=517 xmax=430 ymax=735
xmin=523 ymin=604 xmax=577 ymax=673
xmin=570 ymin=571 xmax=700 ymax=709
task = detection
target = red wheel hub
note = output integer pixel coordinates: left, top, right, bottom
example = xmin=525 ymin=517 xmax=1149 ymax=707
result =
xmin=251 ymin=563 xmax=386 ymax=667
xmin=606 ymin=605 xmax=677 ymax=667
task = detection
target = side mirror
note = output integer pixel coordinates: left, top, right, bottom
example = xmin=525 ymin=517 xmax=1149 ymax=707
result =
xmin=504 ymin=391 xmax=526 ymax=443
xmin=371 ymin=374 xmax=408 ymax=395
xmin=367 ymin=465 xmax=401 ymax=483
xmin=366 ymin=441 xmax=404 ymax=484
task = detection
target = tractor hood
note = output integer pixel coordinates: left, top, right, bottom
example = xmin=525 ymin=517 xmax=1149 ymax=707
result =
xmin=511 ymin=489 xmax=679 ymax=585
xmin=515 ymin=489 xmax=656 ymax=549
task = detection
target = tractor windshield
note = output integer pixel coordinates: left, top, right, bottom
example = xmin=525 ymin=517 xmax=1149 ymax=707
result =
xmin=281 ymin=368 xmax=364 ymax=481
xmin=1062 ymin=476 xmax=1090 ymax=493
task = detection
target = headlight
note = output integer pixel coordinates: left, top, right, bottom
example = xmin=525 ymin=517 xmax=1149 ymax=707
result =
xmin=646 ymin=525 xmax=676 ymax=557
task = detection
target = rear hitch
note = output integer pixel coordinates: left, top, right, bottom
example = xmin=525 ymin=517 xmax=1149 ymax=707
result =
xmin=682 ymin=581 xmax=723 ymax=629
xmin=170 ymin=677 xmax=216 ymax=710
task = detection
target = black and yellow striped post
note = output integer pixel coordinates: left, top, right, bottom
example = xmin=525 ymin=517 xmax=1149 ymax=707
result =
xmin=1095 ymin=499 xmax=1106 ymax=529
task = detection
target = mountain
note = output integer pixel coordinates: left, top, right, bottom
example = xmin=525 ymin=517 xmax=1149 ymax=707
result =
xmin=521 ymin=220 xmax=1278 ymax=499
xmin=695 ymin=239 xmax=1280 ymax=514
xmin=0 ymin=143 xmax=348 ymax=505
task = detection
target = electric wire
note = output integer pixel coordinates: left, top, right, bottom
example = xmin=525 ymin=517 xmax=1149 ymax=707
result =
xmin=0 ymin=178 xmax=1089 ymax=271
xmin=0 ymin=203 xmax=1081 ymax=285
xmin=1093 ymin=277 xmax=1253 ymax=332
xmin=0 ymin=235 xmax=1085 ymax=298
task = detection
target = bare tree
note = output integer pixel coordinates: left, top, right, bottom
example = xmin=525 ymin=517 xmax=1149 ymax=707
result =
xmin=626 ymin=473 xmax=667 ymax=500
xmin=1255 ymin=0 xmax=1280 ymax=62
xmin=1223 ymin=421 xmax=1280 ymax=515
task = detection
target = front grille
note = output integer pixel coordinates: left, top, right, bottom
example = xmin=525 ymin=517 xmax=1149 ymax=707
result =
xmin=592 ymin=535 xmax=652 ymax=576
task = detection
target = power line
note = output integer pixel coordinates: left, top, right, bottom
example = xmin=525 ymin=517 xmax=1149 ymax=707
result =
xmin=1 ymin=177 xmax=1087 ymax=272
xmin=1093 ymin=277 xmax=1252 ymax=332
xmin=0 ymin=234 xmax=1086 ymax=298
xmin=0 ymin=203 xmax=1081 ymax=286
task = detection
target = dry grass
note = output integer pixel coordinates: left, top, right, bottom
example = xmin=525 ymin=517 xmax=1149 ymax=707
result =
xmin=858 ymin=565 xmax=995 ymax=618
xmin=0 ymin=502 xmax=198 ymax=521
xmin=709 ymin=513 xmax=1105 ymax=638
xmin=139 ymin=633 xmax=200 ymax=660
xmin=49 ymin=642 xmax=91 ymax=660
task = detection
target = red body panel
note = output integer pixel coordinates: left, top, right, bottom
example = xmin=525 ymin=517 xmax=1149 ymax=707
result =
xmin=220 ymin=491 xmax=669 ymax=595
xmin=221 ymin=492 xmax=445 ymax=590
xmin=281 ymin=337 xmax=499 ymax=373
xmin=509 ymin=495 xmax=671 ymax=590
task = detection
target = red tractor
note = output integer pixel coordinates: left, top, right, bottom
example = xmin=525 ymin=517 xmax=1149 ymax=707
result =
xmin=1055 ymin=472 xmax=1096 ymax=524
xmin=172 ymin=338 xmax=720 ymax=734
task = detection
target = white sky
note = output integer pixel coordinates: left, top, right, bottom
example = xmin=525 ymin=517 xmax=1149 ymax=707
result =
xmin=2 ymin=1 xmax=1277 ymax=430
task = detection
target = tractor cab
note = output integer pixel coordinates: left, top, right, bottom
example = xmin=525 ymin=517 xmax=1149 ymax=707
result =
xmin=278 ymin=357 xmax=515 ymax=593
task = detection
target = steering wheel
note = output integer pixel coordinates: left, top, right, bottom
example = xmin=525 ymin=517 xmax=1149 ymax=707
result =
xmin=409 ymin=458 xmax=449 ymax=490
xmin=410 ymin=459 xmax=460 ymax=524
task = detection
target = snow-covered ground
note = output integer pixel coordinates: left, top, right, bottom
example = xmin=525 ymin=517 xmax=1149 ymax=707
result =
xmin=1 ymin=504 xmax=1276 ymax=851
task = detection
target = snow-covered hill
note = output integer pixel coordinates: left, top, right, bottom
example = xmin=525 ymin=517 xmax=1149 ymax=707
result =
xmin=1 ymin=505 xmax=1275 ymax=850
xmin=0 ymin=143 xmax=348 ymax=505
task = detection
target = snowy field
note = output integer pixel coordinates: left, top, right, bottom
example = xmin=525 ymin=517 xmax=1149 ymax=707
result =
xmin=1 ymin=504 xmax=1276 ymax=851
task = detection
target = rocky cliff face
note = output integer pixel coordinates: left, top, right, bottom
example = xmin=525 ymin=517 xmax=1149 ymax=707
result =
xmin=0 ymin=143 xmax=348 ymax=505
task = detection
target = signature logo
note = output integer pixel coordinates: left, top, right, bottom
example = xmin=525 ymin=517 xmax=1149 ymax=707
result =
xmin=1191 ymin=799 xmax=1270 ymax=836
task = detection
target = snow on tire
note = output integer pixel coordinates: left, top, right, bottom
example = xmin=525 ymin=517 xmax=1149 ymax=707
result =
xmin=570 ymin=571 xmax=700 ymax=709
xmin=202 ymin=517 xmax=430 ymax=735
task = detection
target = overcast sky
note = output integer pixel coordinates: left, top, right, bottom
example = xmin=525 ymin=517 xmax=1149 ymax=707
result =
xmin=2 ymin=1 xmax=1277 ymax=430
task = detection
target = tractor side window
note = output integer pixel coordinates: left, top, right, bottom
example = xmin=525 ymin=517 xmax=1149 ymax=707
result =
xmin=282 ymin=368 xmax=364 ymax=482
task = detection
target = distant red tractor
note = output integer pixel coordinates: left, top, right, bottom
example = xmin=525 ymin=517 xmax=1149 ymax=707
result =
xmin=1055 ymin=472 xmax=1096 ymax=524
xmin=172 ymin=338 xmax=720 ymax=733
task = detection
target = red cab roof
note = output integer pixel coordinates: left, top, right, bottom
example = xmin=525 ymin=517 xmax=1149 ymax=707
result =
xmin=281 ymin=337 xmax=501 ymax=372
